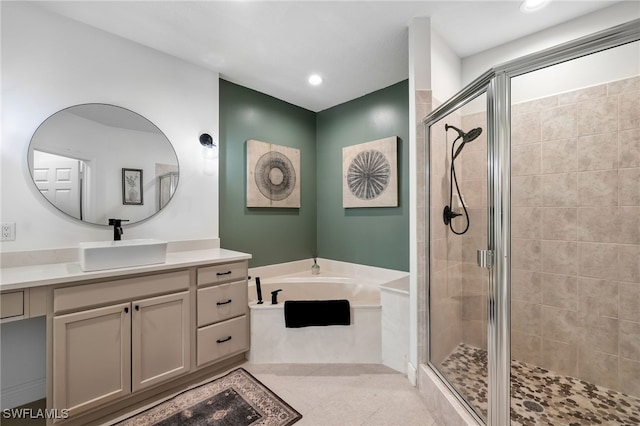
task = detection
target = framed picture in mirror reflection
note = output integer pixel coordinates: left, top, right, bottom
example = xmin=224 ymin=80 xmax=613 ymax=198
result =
xmin=122 ymin=168 xmax=143 ymax=205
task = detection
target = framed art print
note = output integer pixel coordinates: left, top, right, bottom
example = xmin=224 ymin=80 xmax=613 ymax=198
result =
xmin=122 ymin=168 xmax=143 ymax=205
xmin=343 ymin=136 xmax=397 ymax=208
xmin=247 ymin=140 xmax=300 ymax=208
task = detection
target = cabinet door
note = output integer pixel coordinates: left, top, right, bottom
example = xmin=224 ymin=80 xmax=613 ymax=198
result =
xmin=53 ymin=303 xmax=131 ymax=417
xmin=131 ymin=291 xmax=190 ymax=392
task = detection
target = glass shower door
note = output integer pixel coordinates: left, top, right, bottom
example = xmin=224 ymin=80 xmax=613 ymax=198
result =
xmin=508 ymin=40 xmax=640 ymax=425
xmin=428 ymin=92 xmax=490 ymax=422
xmin=425 ymin=18 xmax=639 ymax=426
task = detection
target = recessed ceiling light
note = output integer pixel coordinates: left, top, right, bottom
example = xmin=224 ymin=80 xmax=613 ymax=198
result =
xmin=520 ymin=0 xmax=551 ymax=13
xmin=308 ymin=74 xmax=323 ymax=86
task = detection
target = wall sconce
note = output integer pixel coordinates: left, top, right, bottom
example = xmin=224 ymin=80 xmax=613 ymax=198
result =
xmin=200 ymin=133 xmax=217 ymax=175
xmin=200 ymin=133 xmax=216 ymax=149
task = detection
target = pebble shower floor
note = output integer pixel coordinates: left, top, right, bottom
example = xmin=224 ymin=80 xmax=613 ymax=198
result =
xmin=440 ymin=343 xmax=640 ymax=425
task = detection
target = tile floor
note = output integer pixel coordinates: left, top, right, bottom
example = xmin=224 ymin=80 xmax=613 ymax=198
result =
xmin=242 ymin=363 xmax=437 ymax=426
xmin=3 ymin=363 xmax=437 ymax=426
xmin=439 ymin=343 xmax=640 ymax=426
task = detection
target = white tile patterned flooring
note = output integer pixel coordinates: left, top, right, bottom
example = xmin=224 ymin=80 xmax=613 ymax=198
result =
xmin=5 ymin=364 xmax=437 ymax=426
xmin=241 ymin=363 xmax=438 ymax=426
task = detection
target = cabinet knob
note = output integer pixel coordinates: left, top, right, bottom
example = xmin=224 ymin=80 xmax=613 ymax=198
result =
xmin=135 ymin=305 xmax=140 ymax=311
xmin=124 ymin=307 xmax=129 ymax=313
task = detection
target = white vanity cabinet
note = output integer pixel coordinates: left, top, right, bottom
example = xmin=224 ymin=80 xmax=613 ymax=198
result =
xmin=51 ymin=270 xmax=191 ymax=419
xmin=0 ymin=247 xmax=251 ymax=426
xmin=196 ymin=261 xmax=249 ymax=366
xmin=131 ymin=291 xmax=190 ymax=392
xmin=0 ymin=290 xmax=26 ymax=320
xmin=0 ymin=287 xmax=47 ymax=322
xmin=52 ymin=302 xmax=132 ymax=417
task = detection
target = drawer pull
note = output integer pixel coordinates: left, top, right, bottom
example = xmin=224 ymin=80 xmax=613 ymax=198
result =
xmin=216 ymin=336 xmax=232 ymax=344
xmin=216 ymin=271 xmax=232 ymax=276
xmin=216 ymin=299 xmax=232 ymax=306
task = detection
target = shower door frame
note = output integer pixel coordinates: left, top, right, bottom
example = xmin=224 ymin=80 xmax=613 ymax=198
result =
xmin=424 ymin=18 xmax=640 ymax=426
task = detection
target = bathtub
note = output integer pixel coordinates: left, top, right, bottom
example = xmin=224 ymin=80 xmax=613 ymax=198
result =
xmin=248 ymin=276 xmax=380 ymax=305
xmin=247 ymin=259 xmax=409 ymax=365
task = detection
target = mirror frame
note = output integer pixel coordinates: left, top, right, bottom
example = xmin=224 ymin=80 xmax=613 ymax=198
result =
xmin=27 ymin=103 xmax=180 ymax=226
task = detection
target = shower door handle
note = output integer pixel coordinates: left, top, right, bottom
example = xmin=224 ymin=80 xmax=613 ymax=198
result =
xmin=477 ymin=250 xmax=493 ymax=268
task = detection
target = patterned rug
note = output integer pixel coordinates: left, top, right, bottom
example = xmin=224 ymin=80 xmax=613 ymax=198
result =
xmin=116 ymin=368 xmax=302 ymax=426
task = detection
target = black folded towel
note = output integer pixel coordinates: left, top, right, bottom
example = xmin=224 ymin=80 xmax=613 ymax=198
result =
xmin=284 ymin=299 xmax=351 ymax=328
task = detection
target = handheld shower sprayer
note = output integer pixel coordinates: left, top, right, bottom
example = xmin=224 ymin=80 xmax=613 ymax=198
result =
xmin=445 ymin=124 xmax=482 ymax=160
xmin=443 ymin=124 xmax=483 ymax=235
xmin=255 ymin=277 xmax=264 ymax=304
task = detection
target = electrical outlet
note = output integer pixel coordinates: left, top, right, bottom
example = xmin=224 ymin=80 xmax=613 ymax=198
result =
xmin=1 ymin=223 xmax=16 ymax=241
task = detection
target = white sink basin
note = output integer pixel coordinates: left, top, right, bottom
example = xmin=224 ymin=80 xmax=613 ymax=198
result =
xmin=79 ymin=239 xmax=168 ymax=272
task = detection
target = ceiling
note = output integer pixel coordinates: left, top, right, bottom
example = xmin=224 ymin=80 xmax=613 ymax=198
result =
xmin=33 ymin=0 xmax=626 ymax=112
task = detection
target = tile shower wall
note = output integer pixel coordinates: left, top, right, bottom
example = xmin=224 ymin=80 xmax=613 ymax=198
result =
xmin=429 ymin=100 xmax=467 ymax=365
xmin=508 ymin=75 xmax=640 ymax=397
xmin=459 ymin=111 xmax=489 ymax=353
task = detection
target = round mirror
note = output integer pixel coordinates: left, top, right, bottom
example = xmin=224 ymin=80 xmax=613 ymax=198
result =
xmin=28 ymin=104 xmax=179 ymax=226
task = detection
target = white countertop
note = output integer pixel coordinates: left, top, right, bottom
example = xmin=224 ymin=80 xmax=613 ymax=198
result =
xmin=0 ymin=248 xmax=251 ymax=291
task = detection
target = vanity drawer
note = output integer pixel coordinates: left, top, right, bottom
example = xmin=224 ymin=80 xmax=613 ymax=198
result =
xmin=197 ymin=261 xmax=247 ymax=286
xmin=54 ymin=270 xmax=190 ymax=313
xmin=197 ymin=281 xmax=247 ymax=327
xmin=197 ymin=315 xmax=248 ymax=366
xmin=1 ymin=291 xmax=24 ymax=319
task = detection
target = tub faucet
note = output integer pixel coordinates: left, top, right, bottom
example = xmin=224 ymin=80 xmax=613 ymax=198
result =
xmin=271 ymin=289 xmax=283 ymax=305
xmin=108 ymin=218 xmax=129 ymax=241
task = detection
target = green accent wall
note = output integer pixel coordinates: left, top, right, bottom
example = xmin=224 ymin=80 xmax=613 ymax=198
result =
xmin=219 ymin=79 xmax=409 ymax=271
xmin=219 ymin=80 xmax=317 ymax=267
xmin=316 ymin=80 xmax=409 ymax=271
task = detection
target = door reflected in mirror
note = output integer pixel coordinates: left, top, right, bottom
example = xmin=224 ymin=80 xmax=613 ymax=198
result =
xmin=28 ymin=104 xmax=179 ymax=226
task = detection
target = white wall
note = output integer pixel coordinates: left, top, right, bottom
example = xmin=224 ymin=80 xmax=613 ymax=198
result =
xmin=430 ymin=29 xmax=462 ymax=104
xmin=459 ymin=2 xmax=639 ymax=114
xmin=0 ymin=1 xmax=220 ymax=408
xmin=1 ymin=1 xmax=220 ymax=252
xmin=463 ymin=1 xmax=640 ymax=90
xmin=410 ymin=17 xmax=432 ymax=92
xmin=509 ymin=41 xmax=639 ymax=104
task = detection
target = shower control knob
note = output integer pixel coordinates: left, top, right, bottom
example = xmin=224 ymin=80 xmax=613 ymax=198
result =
xmin=443 ymin=205 xmax=462 ymax=225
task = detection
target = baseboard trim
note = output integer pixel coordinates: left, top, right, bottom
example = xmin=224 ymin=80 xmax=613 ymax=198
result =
xmin=406 ymin=361 xmax=417 ymax=386
xmin=1 ymin=377 xmax=46 ymax=409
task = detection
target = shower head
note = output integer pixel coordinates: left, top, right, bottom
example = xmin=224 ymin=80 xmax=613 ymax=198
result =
xmin=445 ymin=124 xmax=483 ymax=161
xmin=463 ymin=127 xmax=483 ymax=144
xmin=445 ymin=124 xmax=482 ymax=144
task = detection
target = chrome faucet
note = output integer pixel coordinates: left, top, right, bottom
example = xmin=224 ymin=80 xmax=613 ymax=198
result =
xmin=108 ymin=218 xmax=129 ymax=241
